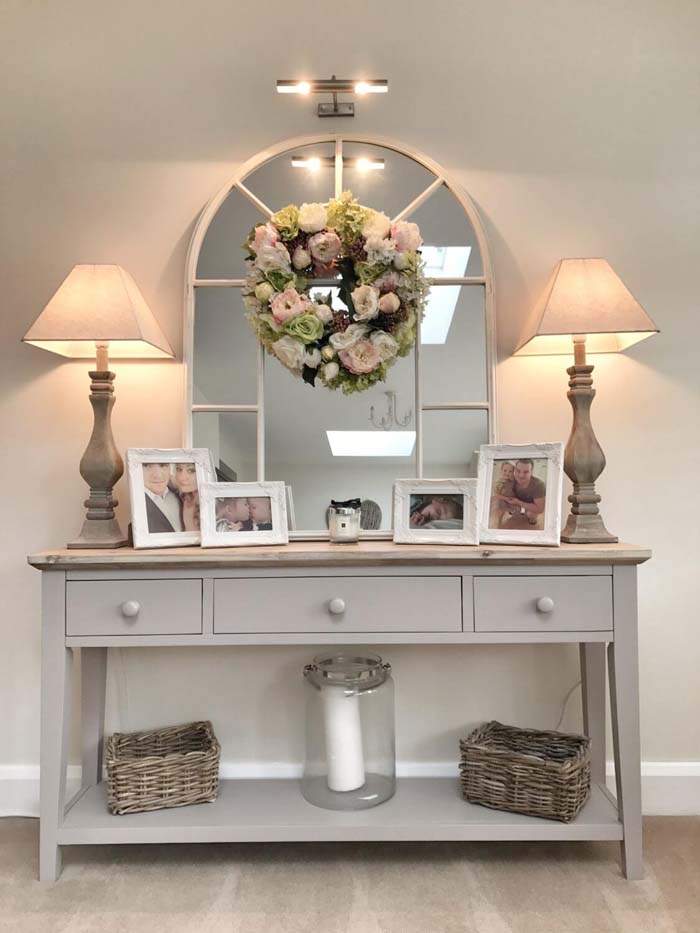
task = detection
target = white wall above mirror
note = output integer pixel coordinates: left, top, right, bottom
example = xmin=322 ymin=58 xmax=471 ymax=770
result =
xmin=184 ymin=134 xmax=496 ymax=536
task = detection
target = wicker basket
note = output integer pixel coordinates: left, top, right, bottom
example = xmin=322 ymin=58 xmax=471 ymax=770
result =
xmin=459 ymin=721 xmax=591 ymax=823
xmin=106 ymin=721 xmax=221 ymax=815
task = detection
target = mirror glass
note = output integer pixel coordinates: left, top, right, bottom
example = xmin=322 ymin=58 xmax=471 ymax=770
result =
xmin=191 ymin=138 xmax=493 ymax=534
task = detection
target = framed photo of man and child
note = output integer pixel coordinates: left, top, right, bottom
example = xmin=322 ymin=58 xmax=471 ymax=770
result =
xmin=392 ymin=478 xmax=478 ymax=545
xmin=477 ymin=443 xmax=564 ymax=546
xmin=199 ymin=481 xmax=288 ymax=547
xmin=127 ymin=448 xmax=216 ymax=548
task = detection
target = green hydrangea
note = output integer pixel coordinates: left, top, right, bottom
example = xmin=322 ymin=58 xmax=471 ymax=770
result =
xmin=270 ymin=204 xmax=299 ymax=240
xmin=327 ymin=191 xmax=370 ymax=244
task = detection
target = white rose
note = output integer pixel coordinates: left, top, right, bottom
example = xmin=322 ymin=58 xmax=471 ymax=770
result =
xmin=271 ymin=335 xmax=305 ymax=371
xmin=391 ymin=220 xmax=422 ymax=252
xmin=292 ymin=247 xmax=311 ymax=270
xmin=378 ymin=292 xmax=401 ymax=314
xmin=255 ymin=282 xmax=274 ymax=303
xmin=362 ymin=209 xmax=391 ymax=240
xmin=370 ymin=330 xmax=399 ymax=362
xmin=298 ymin=202 xmax=328 ymax=233
xmin=314 ymin=303 xmax=333 ymax=324
xmin=304 ymin=347 xmax=322 ymax=368
xmin=364 ymin=235 xmax=396 ymax=265
xmin=321 ymin=344 xmax=336 ymax=361
xmin=256 ymin=242 xmax=291 ymax=274
xmin=393 ymin=251 xmax=409 ymax=271
xmin=329 ymin=322 xmax=369 ymax=351
xmin=351 ymin=284 xmax=380 ymax=322
xmin=322 ymin=361 xmax=340 ymax=381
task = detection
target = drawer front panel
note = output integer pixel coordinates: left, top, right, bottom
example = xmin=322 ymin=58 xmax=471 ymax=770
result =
xmin=214 ymin=576 xmax=462 ymax=633
xmin=473 ymin=576 xmax=612 ymax=633
xmin=66 ymin=580 xmax=203 ymax=636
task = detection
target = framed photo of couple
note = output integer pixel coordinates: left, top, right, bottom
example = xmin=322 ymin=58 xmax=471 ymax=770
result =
xmin=127 ymin=448 xmax=216 ymax=549
xmin=199 ymin=481 xmax=288 ymax=547
xmin=392 ymin=479 xmax=478 ymax=545
xmin=477 ymin=443 xmax=564 ymax=546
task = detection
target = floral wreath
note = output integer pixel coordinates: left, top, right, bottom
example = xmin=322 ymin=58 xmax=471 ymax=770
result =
xmin=242 ymin=191 xmax=429 ymax=394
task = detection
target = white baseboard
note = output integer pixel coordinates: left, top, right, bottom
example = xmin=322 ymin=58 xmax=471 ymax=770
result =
xmin=2 ymin=761 xmax=698 ymax=819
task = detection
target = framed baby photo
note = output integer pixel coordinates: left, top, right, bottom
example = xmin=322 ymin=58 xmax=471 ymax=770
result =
xmin=199 ymin=481 xmax=289 ymax=547
xmin=127 ymin=448 xmax=216 ymax=549
xmin=476 ymin=443 xmax=564 ymax=546
xmin=393 ymin=479 xmax=478 ymax=545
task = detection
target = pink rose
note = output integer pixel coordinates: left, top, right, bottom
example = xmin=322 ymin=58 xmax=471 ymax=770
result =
xmin=378 ymin=292 xmax=401 ymax=314
xmin=308 ymin=230 xmax=342 ymax=265
xmin=390 ymin=220 xmax=422 ymax=253
xmin=252 ymin=223 xmax=279 ymax=253
xmin=271 ymin=287 xmax=310 ymax=324
xmin=339 ymin=339 xmax=382 ymax=375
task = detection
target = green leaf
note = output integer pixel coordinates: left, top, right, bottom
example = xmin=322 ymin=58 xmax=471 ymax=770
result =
xmin=302 ymin=365 xmax=318 ymax=387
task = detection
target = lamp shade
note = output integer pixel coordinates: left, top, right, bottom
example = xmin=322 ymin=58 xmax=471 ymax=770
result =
xmin=515 ymin=258 xmax=658 ymax=355
xmin=22 ymin=264 xmax=174 ymax=359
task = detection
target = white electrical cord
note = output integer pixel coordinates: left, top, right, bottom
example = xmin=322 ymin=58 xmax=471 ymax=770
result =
xmin=554 ymin=679 xmax=582 ymax=732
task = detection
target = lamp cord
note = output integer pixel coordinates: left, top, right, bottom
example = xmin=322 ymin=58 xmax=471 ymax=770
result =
xmin=554 ymin=679 xmax=582 ymax=732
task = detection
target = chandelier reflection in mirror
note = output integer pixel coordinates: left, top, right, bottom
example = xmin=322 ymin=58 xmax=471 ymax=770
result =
xmin=186 ymin=135 xmax=495 ymax=535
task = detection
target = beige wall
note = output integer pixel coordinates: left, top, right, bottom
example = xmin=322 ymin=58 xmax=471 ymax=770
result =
xmin=1 ymin=1 xmax=698 ymax=768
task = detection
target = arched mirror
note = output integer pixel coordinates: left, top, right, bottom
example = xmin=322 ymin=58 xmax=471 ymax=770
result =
xmin=184 ymin=135 xmax=496 ymax=536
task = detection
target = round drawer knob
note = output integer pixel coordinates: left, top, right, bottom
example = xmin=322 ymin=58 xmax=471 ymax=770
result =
xmin=120 ymin=600 xmax=141 ymax=619
xmin=328 ymin=597 xmax=346 ymax=616
xmin=536 ymin=596 xmax=555 ymax=614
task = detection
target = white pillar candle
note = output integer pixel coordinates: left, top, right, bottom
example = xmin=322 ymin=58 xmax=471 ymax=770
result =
xmin=321 ymin=686 xmax=365 ymax=792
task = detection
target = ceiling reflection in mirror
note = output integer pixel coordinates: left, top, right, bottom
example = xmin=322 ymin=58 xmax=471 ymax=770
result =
xmin=189 ymin=138 xmax=493 ymax=533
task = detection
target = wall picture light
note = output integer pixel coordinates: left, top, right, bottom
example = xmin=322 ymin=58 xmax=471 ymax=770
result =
xmin=276 ymin=77 xmax=388 ymax=117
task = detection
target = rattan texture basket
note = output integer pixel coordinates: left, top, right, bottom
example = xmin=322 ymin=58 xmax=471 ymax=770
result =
xmin=459 ymin=721 xmax=591 ymax=823
xmin=106 ymin=720 xmax=221 ymax=815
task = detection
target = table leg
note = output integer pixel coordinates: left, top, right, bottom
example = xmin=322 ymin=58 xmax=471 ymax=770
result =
xmin=609 ymin=565 xmax=643 ymax=880
xmin=81 ymin=648 xmax=107 ymax=788
xmin=40 ymin=572 xmax=72 ymax=882
xmin=579 ymin=642 xmax=606 ymax=785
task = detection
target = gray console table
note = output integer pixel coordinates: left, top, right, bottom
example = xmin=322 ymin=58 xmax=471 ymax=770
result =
xmin=29 ymin=541 xmax=650 ymax=882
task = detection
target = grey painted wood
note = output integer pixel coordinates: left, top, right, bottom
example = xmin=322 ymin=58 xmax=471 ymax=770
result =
xmin=39 ymin=572 xmax=71 ymax=883
xmin=214 ymin=576 xmax=462 ymax=634
xmin=66 ymin=579 xmax=203 ymax=636
xmin=609 ymin=565 xmax=644 ymax=880
xmin=473 ymin=576 xmax=613 ymax=632
xmin=80 ymin=648 xmax=107 ymax=788
xmin=580 ymin=643 xmax=607 ymax=784
xmin=58 ymin=779 xmax=621 ymax=845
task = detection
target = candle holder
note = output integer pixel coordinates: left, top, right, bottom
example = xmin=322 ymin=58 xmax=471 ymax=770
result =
xmin=302 ymin=653 xmax=395 ymax=810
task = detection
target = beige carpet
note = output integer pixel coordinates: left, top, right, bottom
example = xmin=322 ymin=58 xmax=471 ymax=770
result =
xmin=1 ymin=817 xmax=698 ymax=932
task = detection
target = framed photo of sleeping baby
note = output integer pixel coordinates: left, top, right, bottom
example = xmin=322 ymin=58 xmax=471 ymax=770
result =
xmin=199 ymin=481 xmax=288 ymax=547
xmin=476 ymin=443 xmax=564 ymax=546
xmin=392 ymin=478 xmax=478 ymax=545
xmin=127 ymin=448 xmax=216 ymax=548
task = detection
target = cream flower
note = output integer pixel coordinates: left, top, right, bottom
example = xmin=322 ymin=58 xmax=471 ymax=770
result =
xmin=390 ymin=220 xmax=422 ymax=252
xmin=339 ymin=339 xmax=382 ymax=375
xmin=298 ymin=202 xmax=328 ymax=233
xmin=271 ymin=286 xmax=309 ymax=324
xmin=292 ymin=247 xmax=311 ymax=270
xmin=322 ymin=361 xmax=340 ymax=381
xmin=314 ymin=303 xmax=333 ymax=324
xmin=370 ymin=330 xmax=399 ymax=361
xmin=393 ymin=251 xmax=409 ymax=271
xmin=272 ymin=335 xmax=305 ymax=371
xmin=364 ymin=235 xmax=396 ymax=265
xmin=256 ymin=242 xmax=291 ymax=274
xmin=304 ymin=347 xmax=322 ymax=368
xmin=362 ymin=209 xmax=391 ymax=240
xmin=329 ymin=322 xmax=369 ymax=351
xmin=252 ymin=223 xmax=279 ymax=253
xmin=351 ymin=284 xmax=380 ymax=322
xmin=321 ymin=344 xmax=336 ymax=360
xmin=308 ymin=230 xmax=341 ymax=264
xmin=378 ymin=292 xmax=401 ymax=314
xmin=254 ymin=281 xmax=275 ymax=303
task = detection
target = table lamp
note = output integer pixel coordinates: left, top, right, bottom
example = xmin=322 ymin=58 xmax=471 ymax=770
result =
xmin=515 ymin=258 xmax=658 ymax=544
xmin=23 ymin=264 xmax=174 ymax=548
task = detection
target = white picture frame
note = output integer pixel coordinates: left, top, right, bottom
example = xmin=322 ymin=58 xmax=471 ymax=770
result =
xmin=199 ymin=481 xmax=289 ymax=547
xmin=393 ymin=478 xmax=478 ymax=545
xmin=127 ymin=448 xmax=216 ymax=549
xmin=477 ymin=443 xmax=564 ymax=546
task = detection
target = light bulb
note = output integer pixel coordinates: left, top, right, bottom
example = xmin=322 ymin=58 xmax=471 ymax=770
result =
xmin=355 ymin=81 xmax=370 ymax=95
xmin=297 ymin=81 xmax=311 ymax=95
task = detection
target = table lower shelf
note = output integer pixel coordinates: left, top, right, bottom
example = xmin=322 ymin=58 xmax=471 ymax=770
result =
xmin=58 ymin=778 xmax=622 ymax=845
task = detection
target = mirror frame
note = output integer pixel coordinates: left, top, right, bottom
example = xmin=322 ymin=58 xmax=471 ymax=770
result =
xmin=183 ymin=133 xmax=497 ymax=539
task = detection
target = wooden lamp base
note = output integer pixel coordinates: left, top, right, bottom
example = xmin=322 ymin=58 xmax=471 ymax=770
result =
xmin=561 ymin=338 xmax=617 ymax=545
xmin=67 ymin=350 xmax=127 ymax=549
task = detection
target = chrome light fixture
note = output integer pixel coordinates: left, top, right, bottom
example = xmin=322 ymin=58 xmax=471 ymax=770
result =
xmin=276 ymin=76 xmax=388 ymax=117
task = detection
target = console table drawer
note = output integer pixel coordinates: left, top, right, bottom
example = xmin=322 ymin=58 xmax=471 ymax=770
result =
xmin=473 ymin=576 xmax=612 ymax=632
xmin=66 ymin=580 xmax=203 ymax=636
xmin=214 ymin=576 xmax=462 ymax=633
